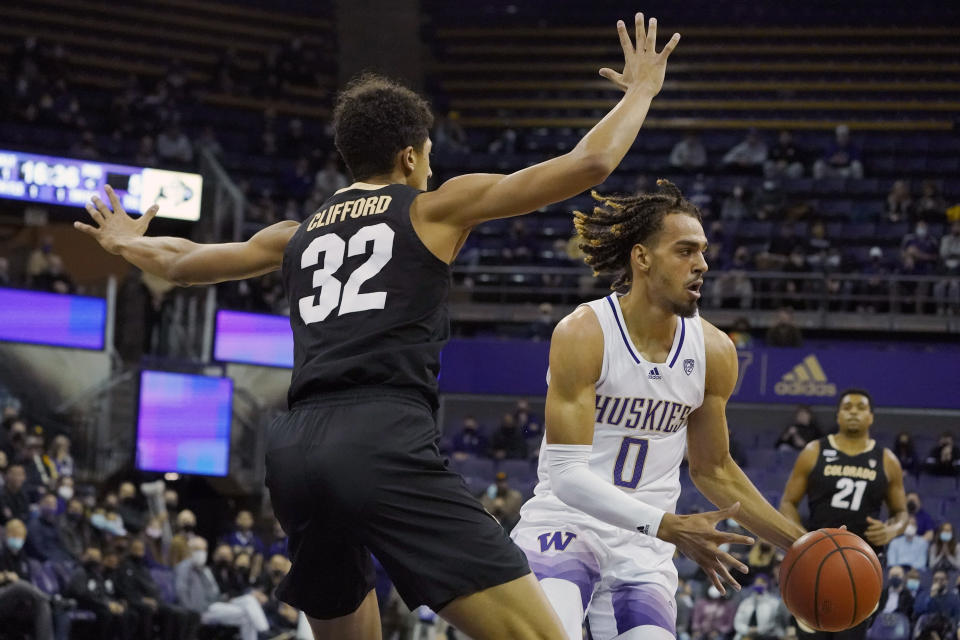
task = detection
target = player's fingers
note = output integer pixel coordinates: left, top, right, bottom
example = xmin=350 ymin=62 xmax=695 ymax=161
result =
xmin=716 ymin=561 xmax=742 ymax=591
xmin=86 ymin=202 xmax=105 ymax=226
xmin=660 ymin=32 xmax=681 ymax=59
xmin=74 ymin=221 xmax=100 ymax=237
xmin=141 ymin=204 xmax=160 ymax=225
xmin=713 ymin=501 xmax=741 ymax=521
xmin=91 ymin=195 xmax=113 ymax=218
xmin=615 ymin=20 xmax=632 ymax=57
xmin=634 ymin=13 xmax=645 ymax=53
xmin=598 ymin=68 xmax=621 ymax=82
xmin=865 ymin=517 xmax=882 ymax=524
xmin=719 ymin=550 xmax=750 ymax=575
xmin=645 ymin=16 xmax=658 ymax=54
xmin=706 ymin=568 xmax=725 ymax=595
xmin=104 ymin=184 xmax=124 ymax=215
xmin=716 ymin=531 xmax=755 ymax=547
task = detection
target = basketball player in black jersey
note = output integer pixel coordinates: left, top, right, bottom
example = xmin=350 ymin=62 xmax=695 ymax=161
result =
xmin=780 ymin=389 xmax=908 ymax=640
xmin=73 ymin=14 xmax=711 ymax=640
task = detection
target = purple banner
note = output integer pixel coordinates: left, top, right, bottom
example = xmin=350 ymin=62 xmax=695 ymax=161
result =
xmin=0 ymin=287 xmax=105 ymax=350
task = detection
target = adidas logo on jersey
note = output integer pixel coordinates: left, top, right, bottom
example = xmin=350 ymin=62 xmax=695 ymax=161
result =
xmin=774 ymin=354 xmax=837 ymax=397
xmin=648 ymin=367 xmax=662 ymax=380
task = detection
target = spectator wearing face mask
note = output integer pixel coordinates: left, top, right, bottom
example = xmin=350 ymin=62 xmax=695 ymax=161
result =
xmin=733 ymin=575 xmax=788 ymax=640
xmin=915 ymin=569 xmax=960 ymax=628
xmin=59 ymin=498 xmax=92 ymax=561
xmin=906 ymin=492 xmax=938 ymax=540
xmin=775 ymin=406 xmax=823 ymax=452
xmin=211 ymin=545 xmax=251 ymax=598
xmin=25 ymin=493 xmax=73 ymax=563
xmin=888 ymin=516 xmax=930 ymax=570
xmin=892 ymin=433 xmax=920 ymax=477
xmin=255 ymin=554 xmax=300 ymax=634
xmin=925 ymin=432 xmax=960 ymax=476
xmin=220 ymin=510 xmax=265 ymax=581
xmin=68 ymin=546 xmax=137 ymax=640
xmin=878 ymin=564 xmax=915 ymax=619
xmin=116 ymin=482 xmax=147 ymax=534
xmin=930 ymin=523 xmax=960 ymax=572
xmin=692 ymin=584 xmax=737 ymax=640
xmin=747 ymin=539 xmax=777 ymax=576
xmin=53 ymin=476 xmax=74 ymax=513
xmin=170 ymin=509 xmax=198 ymax=566
xmin=47 ymin=435 xmax=73 ymax=478
xmin=0 ymin=518 xmax=56 ymax=640
xmin=141 ymin=516 xmax=169 ymax=567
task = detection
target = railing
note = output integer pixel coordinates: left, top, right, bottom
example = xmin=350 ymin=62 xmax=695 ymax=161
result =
xmin=198 ymin=148 xmax=245 ymax=243
xmin=450 ymin=265 xmax=960 ymax=332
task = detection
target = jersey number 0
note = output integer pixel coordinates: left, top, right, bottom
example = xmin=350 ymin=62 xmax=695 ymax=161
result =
xmin=298 ymin=223 xmax=395 ymax=324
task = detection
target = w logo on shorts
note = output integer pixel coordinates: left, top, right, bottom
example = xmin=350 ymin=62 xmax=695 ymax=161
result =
xmin=538 ymin=531 xmax=577 ymax=552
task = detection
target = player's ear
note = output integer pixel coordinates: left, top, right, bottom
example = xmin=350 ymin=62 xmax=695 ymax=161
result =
xmin=632 ymin=244 xmax=651 ymax=273
xmin=399 ymin=146 xmax=417 ymax=176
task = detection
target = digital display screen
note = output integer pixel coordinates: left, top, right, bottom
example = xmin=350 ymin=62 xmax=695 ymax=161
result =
xmin=135 ymin=371 xmax=232 ymax=477
xmin=214 ymin=309 xmax=293 ymax=368
xmin=0 ymin=149 xmax=203 ymax=221
xmin=0 ymin=287 xmax=106 ymax=350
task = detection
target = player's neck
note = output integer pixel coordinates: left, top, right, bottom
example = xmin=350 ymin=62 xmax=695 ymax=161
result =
xmin=618 ymin=288 xmax=678 ymax=352
xmin=832 ymin=431 xmax=872 ymax=453
xmin=361 ymin=168 xmax=410 ymax=187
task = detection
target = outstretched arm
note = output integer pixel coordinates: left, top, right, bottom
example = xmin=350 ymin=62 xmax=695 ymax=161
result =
xmin=687 ymin=320 xmax=808 ymax=551
xmin=415 ymin=14 xmax=680 ymax=231
xmin=76 ymin=185 xmax=298 ymax=286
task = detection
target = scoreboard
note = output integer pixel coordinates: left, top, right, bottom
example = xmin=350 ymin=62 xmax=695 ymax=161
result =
xmin=0 ymin=149 xmax=203 ymax=221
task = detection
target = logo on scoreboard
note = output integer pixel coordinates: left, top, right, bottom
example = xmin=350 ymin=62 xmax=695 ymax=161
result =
xmin=141 ymin=168 xmax=202 ymax=221
xmin=774 ymin=354 xmax=837 ymax=397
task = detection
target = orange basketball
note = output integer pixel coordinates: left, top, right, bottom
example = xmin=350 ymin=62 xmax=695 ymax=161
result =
xmin=779 ymin=528 xmax=883 ymax=632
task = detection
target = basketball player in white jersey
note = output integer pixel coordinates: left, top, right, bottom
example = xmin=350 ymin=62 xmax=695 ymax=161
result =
xmin=511 ymin=181 xmax=809 ymax=639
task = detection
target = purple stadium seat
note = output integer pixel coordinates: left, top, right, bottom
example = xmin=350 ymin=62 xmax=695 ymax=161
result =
xmin=867 ymin=612 xmax=910 ymax=640
xmin=498 ymin=458 xmax=536 ymax=482
xmin=450 ymin=456 xmax=496 ymax=480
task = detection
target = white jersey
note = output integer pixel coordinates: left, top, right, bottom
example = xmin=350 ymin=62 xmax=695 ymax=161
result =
xmin=519 ymin=292 xmax=707 ymax=528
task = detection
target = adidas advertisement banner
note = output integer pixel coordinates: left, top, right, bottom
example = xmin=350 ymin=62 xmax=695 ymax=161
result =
xmin=437 ymin=340 xmax=960 ymax=409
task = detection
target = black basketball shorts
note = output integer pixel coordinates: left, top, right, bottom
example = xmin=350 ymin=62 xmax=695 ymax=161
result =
xmin=264 ymin=389 xmax=530 ymax=620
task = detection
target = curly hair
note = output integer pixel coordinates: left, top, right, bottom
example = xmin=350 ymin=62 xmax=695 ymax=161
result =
xmin=332 ymin=73 xmax=434 ymax=181
xmin=573 ymin=179 xmax=702 ymax=293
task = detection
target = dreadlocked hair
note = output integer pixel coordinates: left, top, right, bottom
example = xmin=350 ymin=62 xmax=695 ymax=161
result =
xmin=573 ymin=179 xmax=702 ymax=293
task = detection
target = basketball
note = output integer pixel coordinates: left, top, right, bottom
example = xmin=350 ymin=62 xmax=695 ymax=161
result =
xmin=779 ymin=528 xmax=883 ymax=632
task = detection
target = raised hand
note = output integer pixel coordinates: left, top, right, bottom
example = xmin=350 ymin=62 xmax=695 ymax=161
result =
xmin=657 ymin=502 xmax=755 ymax=594
xmin=599 ymin=13 xmax=680 ymax=97
xmin=75 ymin=185 xmax=159 ymax=255
xmin=864 ymin=516 xmax=895 ymax=546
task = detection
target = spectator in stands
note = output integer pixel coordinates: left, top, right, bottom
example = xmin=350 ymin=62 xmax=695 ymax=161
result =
xmin=675 ymin=579 xmax=695 ymax=640
xmin=813 ymin=124 xmax=864 ymax=180
xmin=0 ymin=257 xmax=9 ymax=287
xmin=490 ymin=413 xmax=527 ymax=460
xmin=686 ymin=175 xmax=714 ymax=218
xmin=282 ymin=156 xmax=315 ymax=202
xmin=753 ymin=179 xmax=787 ymax=222
xmin=858 ymin=246 xmax=891 ymax=313
xmin=669 ymin=132 xmax=708 ymax=172
xmin=163 ymin=489 xmax=179 ymax=515
xmin=169 ymin=509 xmax=198 ymax=566
xmin=733 ymin=574 xmax=787 ymax=640
xmin=0 ymin=450 xmax=6 ymax=490
xmin=902 ymin=221 xmax=941 ymax=274
xmin=68 ymin=546 xmax=137 ymax=640
xmin=487 ymin=127 xmax=518 ymax=155
xmin=720 ymin=184 xmax=750 ymax=221
xmin=747 ymin=539 xmax=777 ymax=577
xmin=886 ymin=180 xmax=913 ymax=223
xmin=210 ymin=544 xmax=249 ymax=598
xmin=116 ymin=482 xmax=147 ymax=535
xmin=256 ymin=554 xmax=300 ymax=634
xmin=156 ymin=122 xmax=194 ymax=165
xmin=60 ymin=498 xmax=91 ymax=561
xmin=0 ymin=518 xmax=55 ymax=640
xmin=713 ymin=247 xmax=755 ymax=310
xmin=32 ymin=255 xmax=75 ymax=294
xmin=0 ymin=464 xmax=29 ymax=524
xmin=877 ymin=564 xmax=915 ymax=619
xmin=450 ymin=416 xmax=488 ymax=460
xmin=727 ymin=317 xmax=754 ymax=349
xmin=514 ymin=399 xmax=543 ymax=451
xmin=765 ymin=307 xmax=803 ymax=347
xmin=47 ymin=435 xmax=73 ymax=479
xmin=893 ymin=432 xmax=920 ymax=477
xmin=25 ymin=493 xmax=72 ymax=563
xmin=888 ymin=516 xmax=930 ymax=570
xmin=116 ymin=537 xmax=201 ymax=640
xmin=692 ymin=584 xmax=737 ymax=640
xmin=916 ymin=180 xmax=948 ymax=222
xmin=930 ymin=523 xmax=960 ymax=572
xmin=221 ymin=510 xmax=265 ymax=581
xmin=313 ymin=154 xmax=349 ymax=201
xmin=722 ymin=128 xmax=768 ymax=174
xmin=775 ymin=405 xmax=822 ymax=452
xmin=480 ymin=472 xmax=523 ymax=532
xmin=194 ymin=125 xmax=223 ymax=159
xmin=174 ymin=536 xmax=270 ymax=640
xmin=433 ymin=111 xmax=469 ymax=154
xmin=501 ymin=219 xmax=534 ymax=263
xmin=2 ymin=418 xmax=27 ymax=461
xmin=765 ymin=130 xmax=804 ymax=179
xmin=266 ymin=519 xmax=287 ymax=559
xmin=935 ymin=221 xmax=960 ymax=315
xmin=925 ymin=432 xmax=960 ymax=476
xmin=915 ymin=569 xmax=960 ymax=629
xmin=26 ymin=235 xmax=58 ymax=283
xmin=134 ymin=135 xmax=158 ymax=166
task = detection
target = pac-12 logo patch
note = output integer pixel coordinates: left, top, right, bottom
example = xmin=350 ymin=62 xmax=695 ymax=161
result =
xmin=683 ymin=359 xmax=695 ymax=375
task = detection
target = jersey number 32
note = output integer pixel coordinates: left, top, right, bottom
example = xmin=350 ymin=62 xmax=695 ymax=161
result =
xmin=298 ymin=223 xmax=394 ymax=324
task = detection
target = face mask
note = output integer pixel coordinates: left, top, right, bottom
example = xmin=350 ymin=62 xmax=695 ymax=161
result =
xmin=191 ymin=550 xmax=207 ymax=567
xmin=57 ymin=487 xmax=74 ymax=501
xmin=5 ymin=537 xmax=24 ymax=553
xmin=907 ymin=578 xmax=920 ymax=592
xmin=941 ymin=532 xmax=953 ymax=542
xmin=91 ymin=513 xmax=108 ymax=529
xmin=907 ymin=502 xmax=918 ymax=514
xmin=889 ymin=576 xmax=903 ymax=589
xmin=905 ymin=525 xmax=917 ymax=537
xmin=40 ymin=507 xmax=58 ymax=521
xmin=916 ymin=227 xmax=927 ymax=237
xmin=707 ymin=586 xmax=721 ymax=599
xmin=726 ymin=518 xmax=738 ymax=528
xmin=753 ymin=584 xmax=766 ymax=595
xmin=718 ymin=543 xmax=731 ymax=553
xmin=146 ymin=527 xmax=162 ymax=539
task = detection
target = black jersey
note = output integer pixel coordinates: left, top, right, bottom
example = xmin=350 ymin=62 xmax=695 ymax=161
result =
xmin=281 ymin=183 xmax=450 ymax=409
xmin=806 ymin=435 xmax=888 ymax=545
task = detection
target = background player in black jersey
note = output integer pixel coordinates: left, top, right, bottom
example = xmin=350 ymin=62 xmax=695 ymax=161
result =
xmin=779 ymin=388 xmax=908 ymax=640
xmin=70 ymin=14 xmax=767 ymax=640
